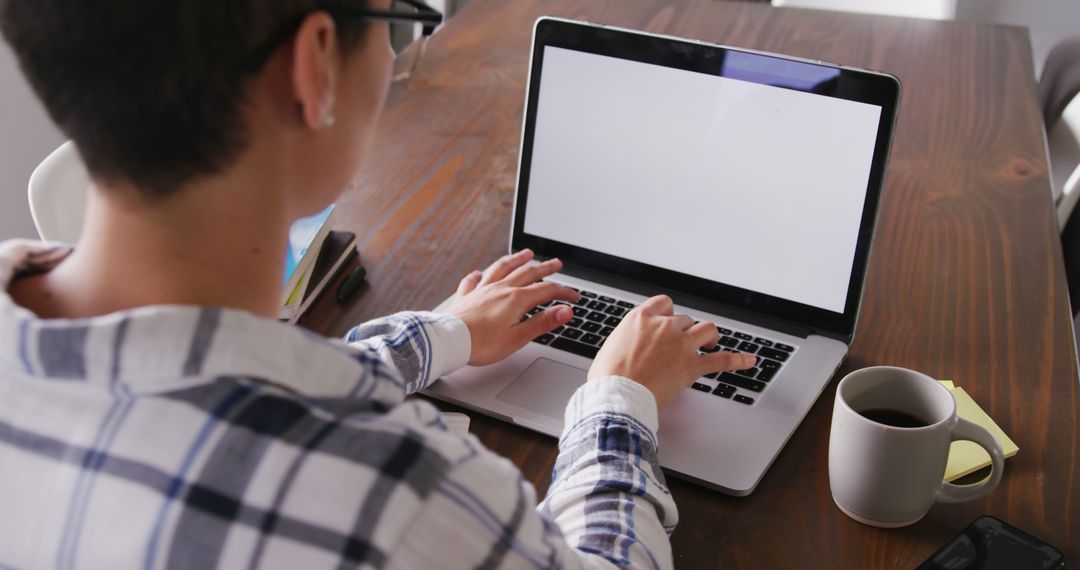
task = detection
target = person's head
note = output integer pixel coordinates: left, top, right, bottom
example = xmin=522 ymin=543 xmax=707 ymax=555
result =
xmin=0 ymin=0 xmax=394 ymax=218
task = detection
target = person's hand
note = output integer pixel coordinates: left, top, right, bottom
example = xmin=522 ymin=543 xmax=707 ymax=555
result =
xmin=444 ymin=249 xmax=580 ymax=366
xmin=588 ymin=295 xmax=756 ymax=409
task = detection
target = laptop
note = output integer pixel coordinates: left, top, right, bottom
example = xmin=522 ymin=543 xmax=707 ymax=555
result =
xmin=424 ymin=17 xmax=900 ymax=495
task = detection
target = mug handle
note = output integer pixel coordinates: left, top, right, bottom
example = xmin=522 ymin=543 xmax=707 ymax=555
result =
xmin=936 ymin=417 xmax=1005 ymax=503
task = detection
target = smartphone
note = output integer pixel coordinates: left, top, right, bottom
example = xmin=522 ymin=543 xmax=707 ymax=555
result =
xmin=916 ymin=515 xmax=1064 ymax=570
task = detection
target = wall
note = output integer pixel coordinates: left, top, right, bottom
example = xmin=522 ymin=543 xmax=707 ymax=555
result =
xmin=957 ymin=0 xmax=1080 ymax=34
xmin=0 ymin=39 xmax=65 ymax=240
xmin=956 ymin=0 xmax=1080 ymax=75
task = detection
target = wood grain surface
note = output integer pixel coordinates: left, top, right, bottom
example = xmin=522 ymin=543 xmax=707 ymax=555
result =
xmin=301 ymin=1 xmax=1079 ymax=566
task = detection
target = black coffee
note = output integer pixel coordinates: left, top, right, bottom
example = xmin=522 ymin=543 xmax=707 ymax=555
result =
xmin=858 ymin=408 xmax=930 ymax=428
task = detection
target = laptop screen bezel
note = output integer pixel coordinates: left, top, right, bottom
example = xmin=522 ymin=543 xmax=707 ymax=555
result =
xmin=511 ymin=17 xmax=901 ymax=340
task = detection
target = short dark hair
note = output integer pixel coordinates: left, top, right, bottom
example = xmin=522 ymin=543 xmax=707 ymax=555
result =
xmin=1 ymin=1 xmax=366 ymax=198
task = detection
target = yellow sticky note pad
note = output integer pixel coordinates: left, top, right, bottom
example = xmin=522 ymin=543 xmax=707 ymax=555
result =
xmin=939 ymin=385 xmax=1019 ymax=482
xmin=938 ymin=380 xmax=955 ymax=390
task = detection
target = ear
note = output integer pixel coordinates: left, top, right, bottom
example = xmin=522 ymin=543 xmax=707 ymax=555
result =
xmin=291 ymin=11 xmax=340 ymax=130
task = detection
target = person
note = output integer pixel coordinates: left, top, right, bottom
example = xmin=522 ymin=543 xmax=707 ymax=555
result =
xmin=0 ymin=0 xmax=755 ymax=567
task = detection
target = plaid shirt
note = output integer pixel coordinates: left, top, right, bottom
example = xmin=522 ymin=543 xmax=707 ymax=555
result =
xmin=0 ymin=240 xmax=677 ymax=569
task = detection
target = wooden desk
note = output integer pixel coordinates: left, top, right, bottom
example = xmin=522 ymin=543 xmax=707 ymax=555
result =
xmin=303 ymin=1 xmax=1080 ymax=566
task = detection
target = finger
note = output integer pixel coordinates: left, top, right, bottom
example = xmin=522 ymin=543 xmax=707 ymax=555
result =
xmin=687 ymin=321 xmax=720 ymax=348
xmin=671 ymin=314 xmax=694 ymax=331
xmin=696 ymin=351 xmax=757 ymax=376
xmin=639 ymin=295 xmax=673 ymax=315
xmin=480 ymin=249 xmax=534 ymax=286
xmin=502 ymin=257 xmax=563 ymax=287
xmin=518 ymin=304 xmax=574 ymax=342
xmin=456 ymin=270 xmax=483 ymax=296
xmin=518 ymin=281 xmax=579 ymax=308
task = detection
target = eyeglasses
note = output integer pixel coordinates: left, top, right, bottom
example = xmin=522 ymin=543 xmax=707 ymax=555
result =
xmin=243 ymin=0 xmax=443 ymax=81
xmin=330 ymin=0 xmax=443 ymax=81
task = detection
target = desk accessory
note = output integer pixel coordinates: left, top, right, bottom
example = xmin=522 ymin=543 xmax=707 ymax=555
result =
xmin=280 ymin=230 xmax=357 ymax=323
xmin=442 ymin=412 xmax=471 ymax=436
xmin=937 ymin=380 xmax=1019 ymax=482
xmin=281 ymin=204 xmax=336 ymax=308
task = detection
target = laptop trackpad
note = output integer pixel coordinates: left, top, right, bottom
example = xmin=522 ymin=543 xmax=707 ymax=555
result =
xmin=495 ymin=358 xmax=587 ymax=420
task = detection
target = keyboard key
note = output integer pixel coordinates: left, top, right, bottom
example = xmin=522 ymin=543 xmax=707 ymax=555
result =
xmin=586 ymin=311 xmax=606 ymax=322
xmin=582 ymin=321 xmax=602 ymax=333
xmin=754 ymin=338 xmax=773 ymax=347
xmin=757 ymin=367 xmax=777 ymax=382
xmin=581 ymin=333 xmax=603 ymax=345
xmin=736 ymin=368 xmax=758 ymax=378
xmin=734 ymin=332 xmax=753 ymax=341
xmin=717 ymin=327 xmax=732 ymax=335
xmin=552 ymin=326 xmax=565 ymax=335
xmin=551 ymin=336 xmax=599 ymax=358
xmin=712 ymin=383 xmax=735 ymax=398
xmin=527 ymin=306 xmax=543 ymax=316
xmin=572 ymin=307 xmax=588 ymax=318
xmin=599 ymin=295 xmax=615 ymax=303
xmin=704 ymin=372 xmax=720 ymax=379
xmin=759 ymin=359 xmax=781 ymax=371
xmin=733 ymin=395 xmax=755 ymax=405
xmin=604 ymin=316 xmax=622 ymax=327
xmin=603 ymin=306 xmax=626 ymax=317
xmin=718 ymin=373 xmax=765 ymax=392
xmin=567 ymin=317 xmax=583 ymax=328
xmin=534 ymin=333 xmax=555 ymax=345
xmin=701 ymin=345 xmax=720 ymax=353
xmin=757 ymin=347 xmax=790 ymax=362
xmin=775 ymin=343 xmax=795 ymax=353
xmin=718 ymin=336 xmax=739 ymax=348
xmin=737 ymin=341 xmax=759 ymax=353
xmin=580 ymin=291 xmax=597 ymax=299
xmin=691 ymin=382 xmax=712 ymax=392
xmin=600 ymin=326 xmax=614 ymax=337
xmin=562 ymin=328 xmax=583 ymax=340
xmin=573 ymin=297 xmax=590 ymax=307
xmin=586 ymin=300 xmax=607 ymax=311
xmin=616 ymin=300 xmax=635 ymax=309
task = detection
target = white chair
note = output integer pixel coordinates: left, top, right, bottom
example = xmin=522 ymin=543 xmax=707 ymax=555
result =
xmin=771 ymin=0 xmax=957 ymax=20
xmin=27 ymin=140 xmax=90 ymax=243
xmin=1051 ymin=96 xmax=1080 ymax=228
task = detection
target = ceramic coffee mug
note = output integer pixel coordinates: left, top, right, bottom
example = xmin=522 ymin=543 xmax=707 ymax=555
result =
xmin=828 ymin=366 xmax=1004 ymax=527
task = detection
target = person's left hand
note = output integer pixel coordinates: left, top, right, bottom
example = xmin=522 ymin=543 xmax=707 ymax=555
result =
xmin=444 ymin=249 xmax=579 ymax=366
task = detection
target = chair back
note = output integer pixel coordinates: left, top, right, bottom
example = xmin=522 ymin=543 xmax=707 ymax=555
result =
xmin=27 ymin=141 xmax=89 ymax=243
xmin=770 ymin=0 xmax=956 ymax=20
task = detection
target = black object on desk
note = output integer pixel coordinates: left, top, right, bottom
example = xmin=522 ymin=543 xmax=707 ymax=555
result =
xmin=916 ymin=515 xmax=1064 ymax=570
xmin=337 ymin=263 xmax=367 ymax=303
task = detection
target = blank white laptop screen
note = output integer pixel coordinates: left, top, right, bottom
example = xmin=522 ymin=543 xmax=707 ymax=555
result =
xmin=523 ymin=46 xmax=883 ymax=313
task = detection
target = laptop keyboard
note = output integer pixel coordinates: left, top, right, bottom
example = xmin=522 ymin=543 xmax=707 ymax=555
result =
xmin=528 ymin=286 xmax=798 ymax=406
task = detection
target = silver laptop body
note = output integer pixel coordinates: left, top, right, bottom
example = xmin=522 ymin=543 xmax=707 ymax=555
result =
xmin=424 ymin=17 xmax=900 ymax=495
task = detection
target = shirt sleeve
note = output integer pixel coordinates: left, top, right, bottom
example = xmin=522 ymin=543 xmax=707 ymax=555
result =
xmin=390 ymin=376 xmax=677 ymax=570
xmin=343 ymin=311 xmax=472 ymax=400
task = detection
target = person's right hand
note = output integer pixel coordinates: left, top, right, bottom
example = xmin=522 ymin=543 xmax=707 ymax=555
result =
xmin=588 ymin=295 xmax=757 ymax=409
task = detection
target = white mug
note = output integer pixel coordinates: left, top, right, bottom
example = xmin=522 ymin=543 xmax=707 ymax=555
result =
xmin=828 ymin=366 xmax=1004 ymax=527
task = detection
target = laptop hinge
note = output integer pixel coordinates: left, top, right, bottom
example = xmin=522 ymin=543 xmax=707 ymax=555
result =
xmin=554 ymin=261 xmax=820 ymax=340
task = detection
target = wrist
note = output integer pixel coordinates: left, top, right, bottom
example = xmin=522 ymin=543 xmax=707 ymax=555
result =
xmin=565 ymin=375 xmax=660 ymax=438
xmin=423 ymin=312 xmax=473 ymax=377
